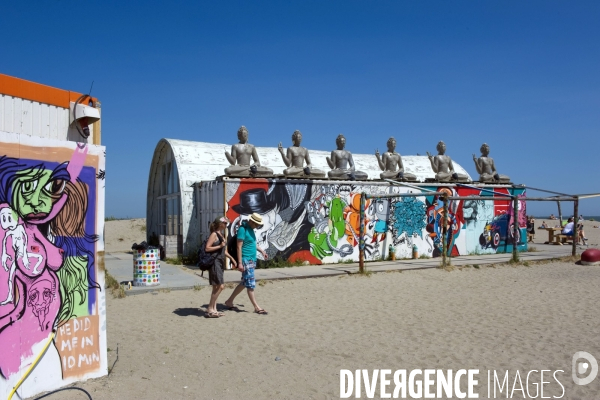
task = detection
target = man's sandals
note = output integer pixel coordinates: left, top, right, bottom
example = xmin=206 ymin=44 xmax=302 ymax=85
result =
xmin=254 ymin=309 xmax=268 ymax=315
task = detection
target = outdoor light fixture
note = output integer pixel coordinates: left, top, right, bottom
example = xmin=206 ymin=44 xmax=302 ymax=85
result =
xmin=69 ymin=96 xmax=100 ymax=139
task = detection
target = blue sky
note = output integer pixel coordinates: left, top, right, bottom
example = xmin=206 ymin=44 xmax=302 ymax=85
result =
xmin=2 ymin=1 xmax=599 ymax=218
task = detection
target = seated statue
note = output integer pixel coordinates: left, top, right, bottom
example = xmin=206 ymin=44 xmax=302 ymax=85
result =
xmin=473 ymin=143 xmax=510 ymax=183
xmin=326 ymin=134 xmax=368 ymax=181
xmin=375 ymin=137 xmax=417 ymax=181
xmin=426 ymin=141 xmax=470 ymax=182
xmin=224 ymin=126 xmax=273 ymax=177
xmin=278 ymin=130 xmax=326 ymax=178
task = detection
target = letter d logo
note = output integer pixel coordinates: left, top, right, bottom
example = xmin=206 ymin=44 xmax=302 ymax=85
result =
xmin=572 ymin=351 xmax=598 ymax=386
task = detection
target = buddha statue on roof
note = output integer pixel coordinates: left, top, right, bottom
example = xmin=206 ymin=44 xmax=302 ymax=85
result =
xmin=278 ymin=130 xmax=326 ymax=178
xmin=426 ymin=141 xmax=469 ymax=182
xmin=326 ymin=134 xmax=368 ymax=181
xmin=375 ymin=137 xmax=417 ymax=181
xmin=224 ymin=126 xmax=273 ymax=177
xmin=472 ymin=143 xmax=510 ymax=183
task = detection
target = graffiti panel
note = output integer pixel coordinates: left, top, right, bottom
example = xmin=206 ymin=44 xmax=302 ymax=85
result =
xmin=224 ymin=179 xmax=526 ymax=264
xmin=0 ymin=132 xmax=106 ymax=397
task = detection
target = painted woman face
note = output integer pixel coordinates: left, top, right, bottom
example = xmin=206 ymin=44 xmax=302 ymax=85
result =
xmin=13 ymin=168 xmax=67 ymax=222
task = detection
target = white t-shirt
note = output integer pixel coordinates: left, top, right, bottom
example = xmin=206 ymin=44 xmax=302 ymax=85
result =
xmin=562 ymin=222 xmax=575 ymax=235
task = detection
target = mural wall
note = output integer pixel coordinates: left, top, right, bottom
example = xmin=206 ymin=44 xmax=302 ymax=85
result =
xmin=224 ymin=179 xmax=526 ymax=264
xmin=0 ymin=132 xmax=107 ymax=398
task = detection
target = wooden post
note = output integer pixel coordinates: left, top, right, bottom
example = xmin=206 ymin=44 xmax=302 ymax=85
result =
xmin=442 ymin=193 xmax=448 ymax=268
xmin=359 ymin=192 xmax=365 ymax=273
xmin=557 ymin=200 xmax=563 ymax=227
xmin=92 ymin=100 xmax=101 ymax=145
xmin=572 ymin=197 xmax=579 ymax=256
xmin=512 ymin=194 xmax=519 ymax=262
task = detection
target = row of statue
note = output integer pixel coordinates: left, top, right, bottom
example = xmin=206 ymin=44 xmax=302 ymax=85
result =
xmin=224 ymin=126 xmax=510 ymax=183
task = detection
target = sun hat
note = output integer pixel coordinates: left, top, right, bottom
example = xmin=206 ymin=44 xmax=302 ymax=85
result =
xmin=249 ymin=213 xmax=263 ymax=225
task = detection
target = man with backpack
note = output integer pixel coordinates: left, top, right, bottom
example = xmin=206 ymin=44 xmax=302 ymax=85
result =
xmin=224 ymin=213 xmax=269 ymax=315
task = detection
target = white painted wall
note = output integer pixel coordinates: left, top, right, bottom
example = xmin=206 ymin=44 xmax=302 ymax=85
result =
xmin=0 ymin=94 xmax=96 ymax=144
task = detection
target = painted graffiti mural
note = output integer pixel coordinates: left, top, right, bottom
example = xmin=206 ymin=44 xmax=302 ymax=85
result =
xmin=0 ymin=133 xmax=106 ymax=397
xmin=225 ymin=179 xmax=526 ymax=264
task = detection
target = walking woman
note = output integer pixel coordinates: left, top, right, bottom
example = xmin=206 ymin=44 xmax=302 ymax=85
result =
xmin=205 ymin=216 xmax=236 ymax=318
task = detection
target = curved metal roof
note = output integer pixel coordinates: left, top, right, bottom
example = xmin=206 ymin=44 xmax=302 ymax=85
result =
xmin=156 ymin=138 xmax=472 ymax=187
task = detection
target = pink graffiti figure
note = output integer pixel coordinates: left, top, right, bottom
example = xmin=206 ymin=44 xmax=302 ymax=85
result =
xmin=27 ymin=279 xmax=55 ymax=331
xmin=1 ymin=206 xmax=43 ymax=305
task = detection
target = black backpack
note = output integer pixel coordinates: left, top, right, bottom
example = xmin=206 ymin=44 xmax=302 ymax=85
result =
xmin=227 ymin=233 xmax=238 ymax=262
xmin=197 ymin=233 xmax=223 ymax=274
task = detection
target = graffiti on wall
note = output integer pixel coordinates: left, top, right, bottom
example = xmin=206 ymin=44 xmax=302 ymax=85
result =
xmin=0 ymin=135 xmax=106 ymax=393
xmin=225 ymin=179 xmax=526 ymax=264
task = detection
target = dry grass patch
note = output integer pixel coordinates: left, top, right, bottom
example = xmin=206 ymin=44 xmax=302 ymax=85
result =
xmin=105 ymin=271 xmax=126 ymax=298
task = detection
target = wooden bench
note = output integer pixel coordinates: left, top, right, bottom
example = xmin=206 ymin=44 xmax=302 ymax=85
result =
xmin=553 ymin=234 xmax=574 ymax=245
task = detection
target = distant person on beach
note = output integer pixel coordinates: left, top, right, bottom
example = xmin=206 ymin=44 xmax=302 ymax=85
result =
xmin=577 ymin=222 xmax=588 ymax=244
xmin=549 ymin=214 xmax=557 ymax=220
xmin=579 ymin=215 xmax=584 ymax=221
xmin=527 ymin=216 xmax=535 ymax=242
xmin=225 ymin=213 xmax=269 ymax=315
xmin=562 ymin=217 xmax=588 ymax=245
xmin=205 ymin=217 xmax=237 ymax=318
xmin=539 ymin=221 xmax=547 ymax=229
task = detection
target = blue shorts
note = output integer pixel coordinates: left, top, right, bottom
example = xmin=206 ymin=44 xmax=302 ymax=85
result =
xmin=242 ymin=259 xmax=256 ymax=290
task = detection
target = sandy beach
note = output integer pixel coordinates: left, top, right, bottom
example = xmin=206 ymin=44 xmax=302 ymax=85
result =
xmin=104 ymin=218 xmax=148 ymax=253
xmin=46 ymin=260 xmax=600 ymax=399
xmin=37 ymin=218 xmax=598 ymax=399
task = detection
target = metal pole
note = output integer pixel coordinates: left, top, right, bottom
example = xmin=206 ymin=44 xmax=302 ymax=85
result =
xmin=514 ymin=197 xmax=574 ymax=202
xmin=572 ymin=197 xmax=579 ymax=256
xmin=456 ymin=183 xmax=513 ymax=197
xmin=359 ymin=192 xmax=365 ymax=273
xmin=442 ymin=193 xmax=448 ymax=268
xmin=520 ymin=186 xmax=574 ymax=197
xmin=366 ymin=192 xmax=444 ymax=200
xmin=574 ymin=193 xmax=600 ymax=199
xmin=512 ymin=194 xmax=519 ymax=262
xmin=383 ymin=179 xmax=440 ymax=192
xmin=447 ymin=196 xmax=575 ymax=202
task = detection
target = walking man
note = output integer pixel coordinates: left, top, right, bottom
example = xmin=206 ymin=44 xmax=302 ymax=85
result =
xmin=225 ymin=213 xmax=269 ymax=314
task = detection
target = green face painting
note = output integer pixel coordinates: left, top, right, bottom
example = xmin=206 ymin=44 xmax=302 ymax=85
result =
xmin=12 ymin=168 xmax=66 ymax=221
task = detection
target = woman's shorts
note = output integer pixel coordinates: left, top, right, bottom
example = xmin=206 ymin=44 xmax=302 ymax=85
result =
xmin=241 ymin=258 xmax=256 ymax=290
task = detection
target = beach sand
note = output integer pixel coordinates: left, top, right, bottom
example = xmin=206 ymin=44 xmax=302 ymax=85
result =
xmin=47 ymin=218 xmax=599 ymax=399
xmin=104 ymin=218 xmax=147 ymax=253
xmin=53 ymin=264 xmax=600 ymax=398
